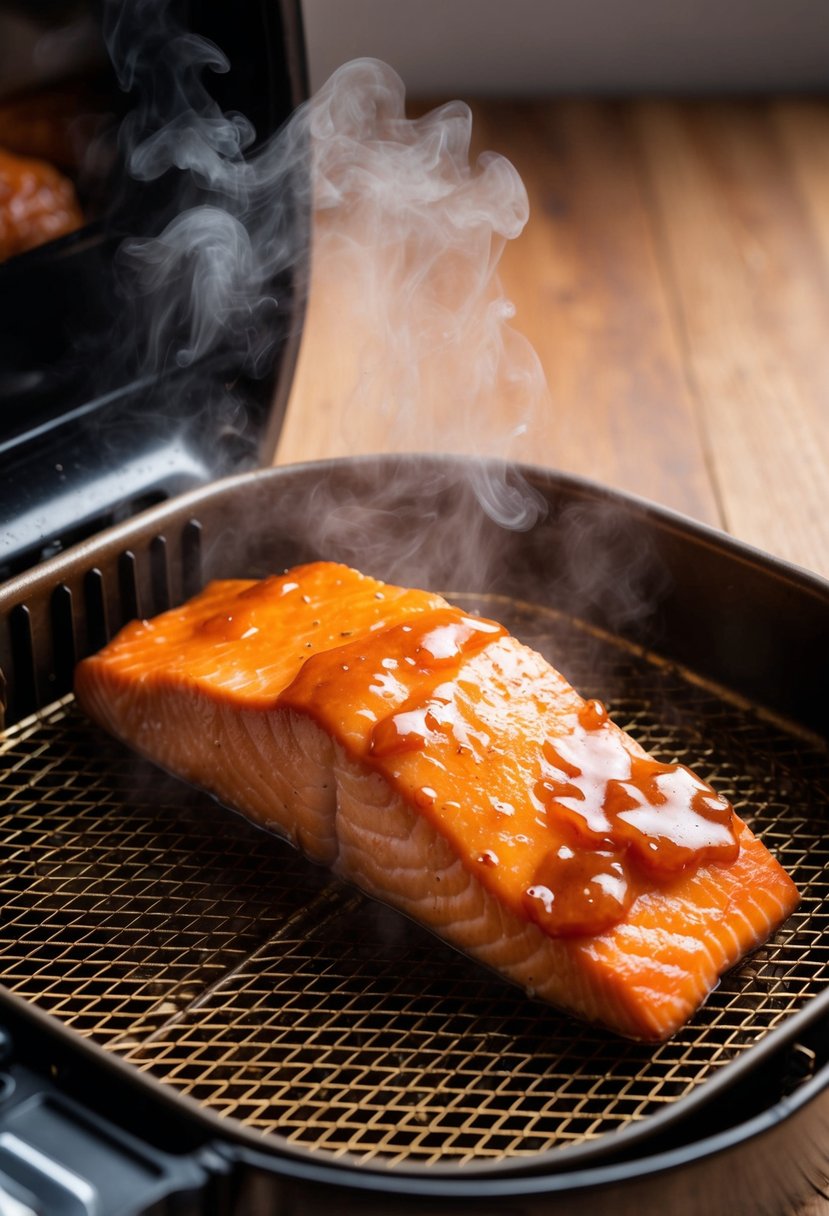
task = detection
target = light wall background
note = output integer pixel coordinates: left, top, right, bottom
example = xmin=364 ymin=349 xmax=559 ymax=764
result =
xmin=302 ymin=0 xmax=829 ymax=97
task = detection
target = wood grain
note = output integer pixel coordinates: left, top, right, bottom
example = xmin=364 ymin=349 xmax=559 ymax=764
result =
xmin=630 ymin=99 xmax=829 ymax=576
xmin=278 ymin=97 xmax=829 ymax=579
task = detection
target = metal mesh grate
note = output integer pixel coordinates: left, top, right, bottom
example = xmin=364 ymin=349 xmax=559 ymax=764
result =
xmin=1 ymin=593 xmax=826 ymax=1169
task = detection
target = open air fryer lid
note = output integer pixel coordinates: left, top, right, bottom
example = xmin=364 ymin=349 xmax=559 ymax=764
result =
xmin=0 ymin=0 xmax=308 ymax=582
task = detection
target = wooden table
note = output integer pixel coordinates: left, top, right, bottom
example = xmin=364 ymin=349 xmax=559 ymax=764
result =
xmin=276 ymin=97 xmax=829 ymax=1214
xmin=278 ymin=97 xmax=829 ymax=582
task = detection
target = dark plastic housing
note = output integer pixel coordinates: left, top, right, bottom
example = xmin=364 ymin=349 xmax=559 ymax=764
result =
xmin=0 ymin=0 xmax=308 ymax=582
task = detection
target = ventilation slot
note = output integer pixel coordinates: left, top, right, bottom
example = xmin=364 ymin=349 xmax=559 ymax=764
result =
xmin=83 ymin=569 xmax=109 ymax=654
xmin=150 ymin=536 xmax=170 ymax=614
xmin=181 ymin=520 xmax=203 ymax=600
xmin=118 ymin=551 xmax=140 ymax=627
xmin=50 ymin=584 xmax=76 ymax=697
xmin=8 ymin=605 xmax=36 ymax=720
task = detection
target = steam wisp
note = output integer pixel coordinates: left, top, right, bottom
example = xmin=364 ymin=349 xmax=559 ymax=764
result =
xmin=105 ymin=0 xmax=306 ymax=380
xmin=104 ymin=12 xmax=662 ymax=621
xmin=302 ymin=59 xmax=549 ymax=505
xmin=105 ymin=1 xmax=548 ymax=534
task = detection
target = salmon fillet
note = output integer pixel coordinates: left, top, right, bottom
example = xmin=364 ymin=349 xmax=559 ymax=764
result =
xmin=74 ymin=561 xmax=799 ymax=1041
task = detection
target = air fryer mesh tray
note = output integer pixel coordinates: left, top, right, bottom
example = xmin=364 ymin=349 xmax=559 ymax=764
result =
xmin=1 ymin=582 xmax=826 ymax=1172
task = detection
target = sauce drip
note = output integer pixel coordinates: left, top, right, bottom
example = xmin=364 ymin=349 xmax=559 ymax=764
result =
xmin=369 ymin=614 xmax=503 ymax=757
xmin=284 ymin=608 xmax=505 ymax=758
xmin=536 ymin=714 xmax=737 ymax=879
xmin=521 ymin=708 xmax=738 ymax=935
xmin=524 ymin=847 xmax=632 ymax=937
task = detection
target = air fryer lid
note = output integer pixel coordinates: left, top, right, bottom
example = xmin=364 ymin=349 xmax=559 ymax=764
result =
xmin=0 ymin=0 xmax=308 ymax=582
xmin=0 ymin=457 xmax=826 ymax=1192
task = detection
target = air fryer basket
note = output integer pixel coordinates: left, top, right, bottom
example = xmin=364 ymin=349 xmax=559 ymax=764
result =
xmin=0 ymin=456 xmax=828 ymax=1213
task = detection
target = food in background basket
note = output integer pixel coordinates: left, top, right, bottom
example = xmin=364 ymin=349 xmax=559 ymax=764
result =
xmin=0 ymin=81 xmax=105 ymax=172
xmin=0 ymin=146 xmax=83 ymax=261
xmin=74 ymin=561 xmax=799 ymax=1041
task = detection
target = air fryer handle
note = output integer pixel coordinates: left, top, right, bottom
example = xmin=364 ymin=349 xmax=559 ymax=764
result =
xmin=0 ymin=1024 xmax=228 ymax=1216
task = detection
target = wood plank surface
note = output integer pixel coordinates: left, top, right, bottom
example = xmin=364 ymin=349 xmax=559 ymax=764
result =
xmin=278 ymin=97 xmax=829 ymax=580
xmin=630 ymin=99 xmax=829 ymax=576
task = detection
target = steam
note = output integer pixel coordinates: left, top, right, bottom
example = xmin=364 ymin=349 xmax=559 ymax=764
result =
xmin=93 ymin=2 xmax=671 ymax=660
xmin=105 ymin=1 xmax=305 ymax=382
xmin=104 ymin=3 xmax=547 ymax=544
xmin=300 ymin=60 xmax=549 ymax=530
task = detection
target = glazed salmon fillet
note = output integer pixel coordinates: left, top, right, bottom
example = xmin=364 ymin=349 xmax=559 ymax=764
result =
xmin=74 ymin=561 xmax=799 ymax=1041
